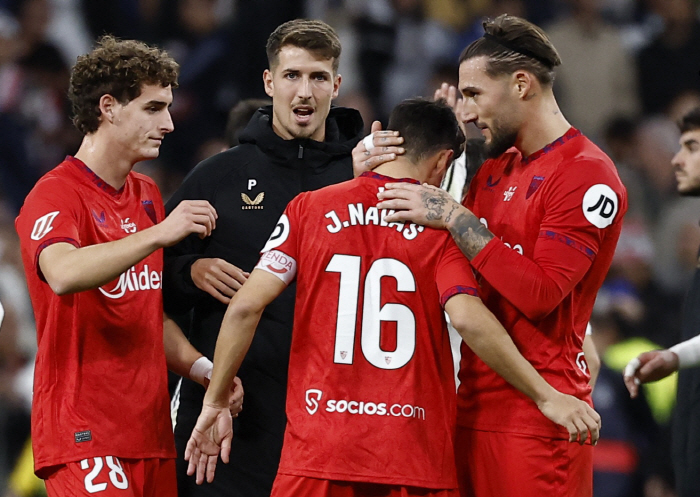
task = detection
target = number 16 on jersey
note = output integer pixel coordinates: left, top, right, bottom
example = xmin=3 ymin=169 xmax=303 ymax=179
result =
xmin=326 ymin=254 xmax=417 ymax=371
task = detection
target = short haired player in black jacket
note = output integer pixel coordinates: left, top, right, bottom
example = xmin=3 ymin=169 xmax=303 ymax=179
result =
xmin=162 ymin=19 xmax=364 ymax=497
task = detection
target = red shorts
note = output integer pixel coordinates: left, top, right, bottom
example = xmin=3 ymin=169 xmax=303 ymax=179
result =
xmin=455 ymin=427 xmax=593 ymax=497
xmin=44 ymin=457 xmax=176 ymax=497
xmin=271 ymin=474 xmax=459 ymax=497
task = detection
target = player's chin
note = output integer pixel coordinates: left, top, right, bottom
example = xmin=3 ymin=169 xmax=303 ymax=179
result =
xmin=141 ymin=146 xmax=162 ymax=160
xmin=677 ymin=181 xmax=700 ymax=196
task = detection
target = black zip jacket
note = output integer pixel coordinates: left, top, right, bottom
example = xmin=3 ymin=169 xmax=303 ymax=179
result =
xmin=163 ymin=105 xmax=363 ymax=497
xmin=673 ymin=246 xmax=700 ymax=497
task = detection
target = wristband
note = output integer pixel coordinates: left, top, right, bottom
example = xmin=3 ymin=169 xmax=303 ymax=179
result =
xmin=362 ymin=134 xmax=375 ymax=152
xmin=189 ymin=356 xmax=213 ymax=385
xmin=670 ymin=335 xmax=700 ymax=368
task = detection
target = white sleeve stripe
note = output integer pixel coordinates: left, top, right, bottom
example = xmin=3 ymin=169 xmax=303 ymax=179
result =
xmin=670 ymin=335 xmax=700 ymax=368
xmin=255 ymin=250 xmax=297 ymax=285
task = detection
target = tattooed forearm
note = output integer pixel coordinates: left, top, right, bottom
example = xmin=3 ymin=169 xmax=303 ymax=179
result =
xmin=444 ymin=203 xmax=460 ymax=225
xmin=449 ymin=211 xmax=494 ymax=259
xmin=421 ymin=188 xmax=454 ymax=223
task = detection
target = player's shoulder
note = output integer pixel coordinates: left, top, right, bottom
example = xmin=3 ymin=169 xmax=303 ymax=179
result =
xmin=25 ymin=161 xmax=81 ymax=203
xmin=556 ymin=135 xmax=625 ymax=190
xmin=302 ymin=176 xmax=358 ymax=201
xmin=129 ymin=170 xmax=159 ymax=189
xmin=190 ymin=145 xmax=258 ymax=180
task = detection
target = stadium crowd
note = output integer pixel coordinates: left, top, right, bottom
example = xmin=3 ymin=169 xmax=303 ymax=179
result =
xmin=0 ymin=0 xmax=699 ymax=496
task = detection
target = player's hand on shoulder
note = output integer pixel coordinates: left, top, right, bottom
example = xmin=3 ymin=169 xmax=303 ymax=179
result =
xmin=623 ymin=350 xmax=678 ymax=398
xmin=352 ymin=121 xmax=404 ymax=177
xmin=158 ymin=200 xmax=217 ymax=246
xmin=378 ymin=183 xmax=461 ymax=229
xmin=191 ymin=258 xmax=249 ymax=304
xmin=185 ymin=403 xmax=233 ymax=485
xmin=537 ymin=391 xmax=601 ymax=446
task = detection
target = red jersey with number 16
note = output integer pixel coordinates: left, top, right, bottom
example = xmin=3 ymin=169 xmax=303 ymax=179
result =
xmin=15 ymin=157 xmax=176 ymax=477
xmin=458 ymin=128 xmax=627 ymax=439
xmin=255 ymin=172 xmax=479 ymax=489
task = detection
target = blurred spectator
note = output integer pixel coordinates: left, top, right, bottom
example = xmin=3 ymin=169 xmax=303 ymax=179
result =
xmin=603 ymin=116 xmax=657 ymax=223
xmin=653 ymin=197 xmax=700 ymax=296
xmin=0 ymin=0 xmax=81 ymax=212
xmin=637 ymin=0 xmax=700 ymax=116
xmin=590 ymin=314 xmax=670 ymax=497
xmin=80 ymin=0 xmax=164 ymax=42
xmin=352 ymin=0 xmax=456 ymax=120
xmin=225 ymin=97 xmax=271 ymax=147
xmin=546 ymin=0 xmax=639 ymax=141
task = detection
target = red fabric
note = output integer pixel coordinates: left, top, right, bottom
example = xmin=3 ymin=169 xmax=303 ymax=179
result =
xmin=455 ymin=427 xmax=593 ymax=497
xmin=258 ymin=173 xmax=478 ymax=488
xmin=45 ymin=457 xmax=176 ymax=497
xmin=459 ymin=131 xmax=627 ymax=439
xmin=470 ymin=235 xmax=592 ymax=321
xmin=271 ymin=474 xmax=459 ymax=497
xmin=15 ymin=157 xmax=175 ymax=476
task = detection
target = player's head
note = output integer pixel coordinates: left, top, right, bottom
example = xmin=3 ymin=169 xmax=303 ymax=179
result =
xmin=263 ymin=19 xmax=342 ymax=142
xmin=672 ymin=107 xmax=700 ymax=196
xmin=387 ymin=98 xmax=465 ymax=186
xmin=457 ymin=14 xmax=561 ymax=158
xmin=70 ymin=36 xmax=179 ymax=136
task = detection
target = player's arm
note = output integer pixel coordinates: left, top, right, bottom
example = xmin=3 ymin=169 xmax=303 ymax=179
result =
xmin=377 ymin=183 xmax=593 ymax=321
xmin=185 ymin=269 xmax=287 ymax=485
xmin=164 ymin=314 xmax=244 ymax=416
xmin=40 ymin=200 xmax=216 ymax=295
xmin=162 ymin=167 xmax=248 ymax=309
xmin=622 ymin=334 xmax=700 ymax=397
xmin=164 ymin=313 xmax=205 ymax=380
xmin=583 ymin=330 xmax=600 ymax=389
xmin=445 ymin=293 xmax=601 ymax=444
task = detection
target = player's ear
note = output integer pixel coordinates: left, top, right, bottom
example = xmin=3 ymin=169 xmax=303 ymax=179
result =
xmin=99 ymin=94 xmax=118 ymax=124
xmin=427 ymin=149 xmax=454 ymax=186
xmin=512 ymin=70 xmax=535 ymax=100
xmin=436 ymin=149 xmax=454 ymax=175
xmin=332 ymin=73 xmax=341 ymax=99
xmin=263 ymin=69 xmax=274 ymax=98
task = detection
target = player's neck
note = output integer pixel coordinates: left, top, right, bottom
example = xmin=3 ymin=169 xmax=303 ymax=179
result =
xmin=74 ymin=133 xmax=135 ymax=190
xmin=515 ymin=93 xmax=572 ymax=157
xmin=373 ymin=158 xmax=426 ymax=183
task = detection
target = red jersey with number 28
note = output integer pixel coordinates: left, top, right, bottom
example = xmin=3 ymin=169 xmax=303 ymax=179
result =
xmin=458 ymin=128 xmax=627 ymax=438
xmin=15 ymin=157 xmax=175 ymax=477
xmin=255 ymin=172 xmax=479 ymax=489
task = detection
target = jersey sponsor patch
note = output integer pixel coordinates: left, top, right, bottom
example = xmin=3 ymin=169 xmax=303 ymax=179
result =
xmin=582 ymin=184 xmax=618 ymax=229
xmin=31 ymin=211 xmax=60 ymax=240
xmin=256 ymin=249 xmax=297 ymax=284
xmin=261 ymin=214 xmax=290 ymax=252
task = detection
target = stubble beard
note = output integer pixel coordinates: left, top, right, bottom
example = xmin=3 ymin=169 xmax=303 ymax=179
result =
xmin=484 ymin=120 xmax=518 ymax=159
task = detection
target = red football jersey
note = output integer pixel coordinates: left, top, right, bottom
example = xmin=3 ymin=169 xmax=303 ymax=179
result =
xmin=458 ymin=128 xmax=627 ymax=438
xmin=15 ymin=157 xmax=176 ymax=476
xmin=255 ymin=172 xmax=479 ymax=489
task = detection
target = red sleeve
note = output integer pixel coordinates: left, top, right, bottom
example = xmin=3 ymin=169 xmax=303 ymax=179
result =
xmin=471 ymin=236 xmax=592 ymax=321
xmin=16 ymin=178 xmax=82 ymax=279
xmin=255 ymin=193 xmax=305 ymax=282
xmin=436 ymin=238 xmax=479 ymax=308
xmin=470 ymin=157 xmax=627 ymax=321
